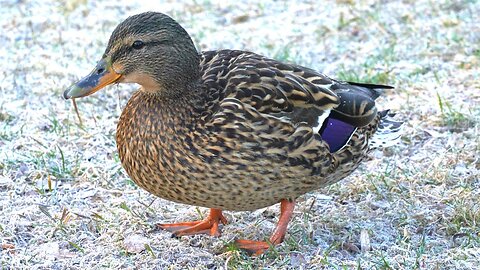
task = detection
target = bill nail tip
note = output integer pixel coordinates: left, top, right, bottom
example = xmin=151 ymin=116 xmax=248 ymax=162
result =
xmin=63 ymin=91 xmax=71 ymax=100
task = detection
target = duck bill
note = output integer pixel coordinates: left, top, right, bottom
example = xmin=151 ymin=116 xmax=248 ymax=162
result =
xmin=63 ymin=58 xmax=122 ymax=99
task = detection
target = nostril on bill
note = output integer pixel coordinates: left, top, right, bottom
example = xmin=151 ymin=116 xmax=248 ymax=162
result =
xmin=97 ymin=68 xmax=105 ymax=74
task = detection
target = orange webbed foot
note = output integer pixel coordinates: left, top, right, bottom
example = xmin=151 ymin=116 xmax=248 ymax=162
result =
xmin=234 ymin=239 xmax=272 ymax=256
xmin=157 ymin=208 xmax=227 ymax=237
xmin=235 ymin=199 xmax=295 ymax=256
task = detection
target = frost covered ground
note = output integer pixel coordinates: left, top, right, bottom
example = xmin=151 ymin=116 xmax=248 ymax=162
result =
xmin=0 ymin=0 xmax=479 ymax=269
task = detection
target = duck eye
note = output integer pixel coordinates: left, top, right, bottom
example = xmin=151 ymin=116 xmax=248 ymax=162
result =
xmin=131 ymin=40 xmax=145 ymax=50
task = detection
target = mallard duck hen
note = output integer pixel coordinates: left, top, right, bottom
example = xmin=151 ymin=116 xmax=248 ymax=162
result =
xmin=64 ymin=12 xmax=402 ymax=255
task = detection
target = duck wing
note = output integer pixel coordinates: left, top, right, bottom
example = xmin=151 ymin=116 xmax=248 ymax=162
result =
xmin=200 ymin=50 xmax=391 ymax=127
xmin=199 ymin=49 xmax=394 ymax=154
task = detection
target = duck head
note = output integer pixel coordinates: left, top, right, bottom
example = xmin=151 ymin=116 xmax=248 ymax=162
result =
xmin=63 ymin=12 xmax=200 ymax=100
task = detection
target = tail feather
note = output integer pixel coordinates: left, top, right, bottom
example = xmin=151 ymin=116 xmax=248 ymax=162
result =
xmin=369 ymin=110 xmax=403 ymax=149
xmin=344 ymin=81 xmax=394 ymax=99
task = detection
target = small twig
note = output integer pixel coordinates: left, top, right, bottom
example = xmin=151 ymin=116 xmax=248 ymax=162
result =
xmin=38 ymin=204 xmax=56 ymax=222
xmin=136 ymin=198 xmax=157 ymax=209
xmin=72 ymin=98 xmax=83 ymax=127
xmin=71 ymin=211 xmax=90 ymax=219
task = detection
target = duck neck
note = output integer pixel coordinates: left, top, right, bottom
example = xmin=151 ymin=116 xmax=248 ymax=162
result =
xmin=129 ymin=85 xmax=204 ymax=133
xmin=116 ymin=87 xmax=203 ymax=181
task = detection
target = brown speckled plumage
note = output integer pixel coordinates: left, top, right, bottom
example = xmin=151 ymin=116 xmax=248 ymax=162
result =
xmin=116 ymin=69 xmax=377 ymax=210
xmin=64 ymin=11 xmax=403 ymax=254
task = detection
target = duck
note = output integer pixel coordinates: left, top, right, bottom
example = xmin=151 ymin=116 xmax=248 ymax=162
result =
xmin=63 ymin=12 xmax=402 ymax=255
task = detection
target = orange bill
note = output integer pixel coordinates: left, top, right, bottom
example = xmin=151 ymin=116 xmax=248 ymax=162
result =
xmin=63 ymin=58 xmax=122 ymax=99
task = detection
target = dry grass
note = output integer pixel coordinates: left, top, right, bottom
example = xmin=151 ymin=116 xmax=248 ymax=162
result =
xmin=1 ymin=0 xmax=479 ymax=269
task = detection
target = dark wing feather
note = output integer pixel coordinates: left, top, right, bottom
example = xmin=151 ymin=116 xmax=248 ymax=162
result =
xmin=199 ymin=50 xmax=391 ymax=130
xmin=199 ymin=50 xmax=340 ymax=119
xmin=328 ymin=81 xmax=393 ymax=127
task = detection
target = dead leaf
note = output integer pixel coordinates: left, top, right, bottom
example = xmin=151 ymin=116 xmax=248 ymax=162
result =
xmin=341 ymin=242 xmax=360 ymax=253
xmin=1 ymin=242 xmax=15 ymax=253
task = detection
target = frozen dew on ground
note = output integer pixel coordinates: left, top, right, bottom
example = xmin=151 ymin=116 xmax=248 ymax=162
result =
xmin=0 ymin=0 xmax=479 ymax=269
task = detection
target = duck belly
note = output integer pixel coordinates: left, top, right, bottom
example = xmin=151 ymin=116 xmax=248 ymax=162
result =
xmin=116 ymin=137 xmax=338 ymax=211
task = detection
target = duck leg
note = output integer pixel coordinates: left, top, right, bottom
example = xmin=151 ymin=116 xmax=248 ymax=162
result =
xmin=157 ymin=208 xmax=227 ymax=237
xmin=235 ymin=199 xmax=295 ymax=255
